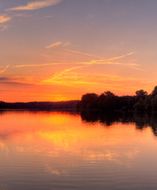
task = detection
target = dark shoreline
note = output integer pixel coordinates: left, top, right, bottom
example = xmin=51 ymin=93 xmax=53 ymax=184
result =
xmin=0 ymin=100 xmax=80 ymax=111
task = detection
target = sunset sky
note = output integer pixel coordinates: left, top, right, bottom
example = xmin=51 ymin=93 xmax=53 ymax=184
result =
xmin=0 ymin=0 xmax=157 ymax=102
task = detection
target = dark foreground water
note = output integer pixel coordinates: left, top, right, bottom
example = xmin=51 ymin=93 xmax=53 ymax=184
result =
xmin=0 ymin=111 xmax=157 ymax=190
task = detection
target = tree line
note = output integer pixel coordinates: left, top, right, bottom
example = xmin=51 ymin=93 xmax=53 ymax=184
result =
xmin=79 ymin=86 xmax=157 ymax=113
xmin=0 ymin=101 xmax=79 ymax=111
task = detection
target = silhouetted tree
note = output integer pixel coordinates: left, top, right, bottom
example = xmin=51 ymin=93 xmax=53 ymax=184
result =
xmin=136 ymin=90 xmax=148 ymax=98
xmin=104 ymin=91 xmax=115 ymax=97
xmin=80 ymin=86 xmax=157 ymax=113
xmin=134 ymin=99 xmax=146 ymax=113
xmin=151 ymin=95 xmax=157 ymax=112
xmin=97 ymin=91 xmax=117 ymax=112
xmin=151 ymin=86 xmax=157 ymax=97
xmin=80 ymin=93 xmax=98 ymax=110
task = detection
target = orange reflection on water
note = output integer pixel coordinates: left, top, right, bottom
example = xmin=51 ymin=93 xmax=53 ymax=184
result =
xmin=0 ymin=111 xmax=157 ymax=190
xmin=0 ymin=111 xmax=156 ymax=166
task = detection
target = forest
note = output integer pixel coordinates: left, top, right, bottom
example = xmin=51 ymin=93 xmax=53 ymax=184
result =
xmin=80 ymin=86 xmax=157 ymax=113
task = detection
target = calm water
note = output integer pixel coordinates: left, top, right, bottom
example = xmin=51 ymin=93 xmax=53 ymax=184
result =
xmin=0 ymin=111 xmax=157 ymax=190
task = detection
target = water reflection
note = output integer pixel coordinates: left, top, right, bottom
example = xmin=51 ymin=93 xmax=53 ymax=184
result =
xmin=0 ymin=111 xmax=157 ymax=189
xmin=81 ymin=111 xmax=157 ymax=136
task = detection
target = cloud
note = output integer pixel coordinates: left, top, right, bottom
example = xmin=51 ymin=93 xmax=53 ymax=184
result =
xmin=14 ymin=63 xmax=57 ymax=68
xmin=0 ymin=49 xmax=137 ymax=76
xmin=42 ymin=66 xmax=146 ymax=89
xmin=64 ymin=49 xmax=139 ymax=69
xmin=67 ymin=50 xmax=138 ymax=68
xmin=0 ymin=76 xmax=34 ymax=86
xmin=80 ymin=51 xmax=135 ymax=65
xmin=41 ymin=50 xmax=141 ymax=87
xmin=65 ymin=48 xmax=100 ymax=58
xmin=80 ymin=52 xmax=141 ymax=70
xmin=0 ymin=25 xmax=9 ymax=31
xmin=0 ymin=77 xmax=24 ymax=85
xmin=43 ymin=66 xmax=84 ymax=81
xmin=0 ymin=15 xmax=11 ymax=24
xmin=9 ymin=0 xmax=62 ymax=11
xmin=0 ymin=65 xmax=10 ymax=74
xmin=44 ymin=46 xmax=136 ymax=68
xmin=46 ymin=41 xmax=70 ymax=49
xmin=0 ymin=63 xmax=59 ymax=73
xmin=42 ymin=66 xmax=88 ymax=85
xmin=106 ymin=52 xmax=134 ymax=62
xmin=46 ymin=45 xmax=135 ymax=64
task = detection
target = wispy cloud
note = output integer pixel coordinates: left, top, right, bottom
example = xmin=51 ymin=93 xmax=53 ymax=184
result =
xmin=9 ymin=0 xmax=62 ymax=11
xmin=0 ymin=77 xmax=34 ymax=86
xmin=64 ymin=48 xmax=100 ymax=58
xmin=42 ymin=50 xmax=140 ymax=87
xmin=72 ymin=50 xmax=139 ymax=69
xmin=106 ymin=52 xmax=134 ymax=61
xmin=0 ymin=25 xmax=9 ymax=31
xmin=45 ymin=44 xmax=135 ymax=63
xmin=44 ymin=44 xmax=136 ymax=68
xmin=79 ymin=52 xmax=142 ymax=70
xmin=46 ymin=41 xmax=70 ymax=49
xmin=80 ymin=51 xmax=134 ymax=64
xmin=42 ymin=65 xmax=92 ymax=86
xmin=0 ymin=49 xmax=139 ymax=89
xmin=44 ymin=66 xmax=79 ymax=80
xmin=42 ymin=67 xmax=146 ymax=89
xmin=45 ymin=48 xmax=137 ymax=68
xmin=0 ymin=15 xmax=11 ymax=24
xmin=14 ymin=63 xmax=57 ymax=68
xmin=0 ymin=65 xmax=10 ymax=74
xmin=0 ymin=49 xmax=137 ymax=76
xmin=0 ymin=63 xmax=59 ymax=74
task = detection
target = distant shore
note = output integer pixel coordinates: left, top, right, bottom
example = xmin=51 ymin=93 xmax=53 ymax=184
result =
xmin=0 ymin=101 xmax=80 ymax=111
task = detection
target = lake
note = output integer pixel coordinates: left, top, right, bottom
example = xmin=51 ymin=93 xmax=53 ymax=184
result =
xmin=0 ymin=111 xmax=157 ymax=190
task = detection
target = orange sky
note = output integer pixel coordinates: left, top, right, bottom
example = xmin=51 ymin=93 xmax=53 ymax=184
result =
xmin=0 ymin=0 xmax=157 ymax=102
